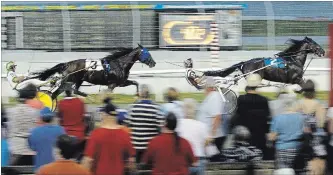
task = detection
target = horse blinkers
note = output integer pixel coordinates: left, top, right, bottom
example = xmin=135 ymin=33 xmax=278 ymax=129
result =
xmin=139 ymin=48 xmax=155 ymax=68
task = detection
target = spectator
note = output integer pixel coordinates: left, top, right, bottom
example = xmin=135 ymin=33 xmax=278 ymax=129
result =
xmin=221 ymin=126 xmax=263 ymax=162
xmin=176 ymin=98 xmax=210 ymax=175
xmin=232 ymin=73 xmax=271 ymax=160
xmin=28 ymin=107 xmax=66 ymax=172
xmin=327 ymin=107 xmax=333 ymax=174
xmin=6 ymin=84 xmax=41 ymax=165
xmin=161 ymin=87 xmax=185 ymax=119
xmin=196 ymin=76 xmax=225 ymax=161
xmin=81 ymin=100 xmax=135 ymax=175
xmin=142 ymin=112 xmax=197 ymax=175
xmin=268 ymin=97 xmax=305 ymax=169
xmin=37 ymin=134 xmax=91 ymax=175
xmin=1 ymin=106 xmax=10 ymax=167
xmin=126 ymin=84 xmax=163 ymax=163
xmin=291 ymin=79 xmax=326 ymax=129
xmin=291 ymin=80 xmax=327 ymax=173
xmin=58 ymin=89 xmax=86 ymax=141
xmin=116 ymin=108 xmax=131 ymax=134
xmin=270 ymin=90 xmax=297 ymax=117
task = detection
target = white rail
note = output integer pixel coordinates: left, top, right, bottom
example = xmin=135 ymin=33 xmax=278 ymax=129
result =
xmin=1 ymin=67 xmax=330 ymax=78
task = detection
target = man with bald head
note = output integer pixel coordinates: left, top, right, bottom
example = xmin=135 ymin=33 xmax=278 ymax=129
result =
xmin=196 ymin=76 xmax=225 ymax=161
xmin=126 ymin=84 xmax=164 ymax=163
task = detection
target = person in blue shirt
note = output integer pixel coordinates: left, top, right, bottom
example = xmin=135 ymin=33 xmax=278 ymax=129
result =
xmin=1 ymin=106 xmax=10 ymax=167
xmin=268 ymin=98 xmax=305 ymax=169
xmin=28 ymin=107 xmax=65 ymax=172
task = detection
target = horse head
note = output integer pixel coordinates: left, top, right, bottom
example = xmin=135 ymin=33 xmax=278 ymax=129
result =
xmin=303 ymin=37 xmax=325 ymax=57
xmin=137 ymin=44 xmax=156 ymax=68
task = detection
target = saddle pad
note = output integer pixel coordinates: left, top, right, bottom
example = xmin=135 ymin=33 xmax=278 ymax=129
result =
xmin=264 ymin=57 xmax=286 ymax=69
xmin=85 ymin=59 xmax=103 ymax=71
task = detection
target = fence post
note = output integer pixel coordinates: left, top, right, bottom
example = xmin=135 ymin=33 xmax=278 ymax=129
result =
xmin=61 ymin=2 xmax=71 ymax=52
xmin=210 ymin=22 xmax=219 ymax=68
xmin=131 ymin=1 xmax=141 ymax=47
xmin=329 ymin=23 xmax=333 ymax=107
xmin=264 ymin=1 xmax=276 ymax=50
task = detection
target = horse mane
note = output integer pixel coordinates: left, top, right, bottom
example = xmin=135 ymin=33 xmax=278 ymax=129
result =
xmin=277 ymin=38 xmax=306 ymax=56
xmin=102 ymin=48 xmax=138 ymax=61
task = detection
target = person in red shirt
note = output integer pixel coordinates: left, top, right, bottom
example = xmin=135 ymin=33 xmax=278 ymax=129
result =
xmin=142 ymin=112 xmax=198 ymax=175
xmin=58 ymin=89 xmax=86 ymax=141
xmin=81 ymin=99 xmax=136 ymax=175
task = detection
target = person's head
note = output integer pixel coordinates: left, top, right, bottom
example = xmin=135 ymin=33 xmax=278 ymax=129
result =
xmin=302 ymin=79 xmax=316 ymax=99
xmin=165 ymin=112 xmax=177 ymax=131
xmin=233 ymin=126 xmax=251 ymax=143
xmin=164 ymin=87 xmax=179 ymax=102
xmin=183 ymin=98 xmax=197 ymax=119
xmin=139 ymin=84 xmax=151 ymax=99
xmin=278 ymin=93 xmax=297 ymax=112
xmin=245 ymin=73 xmax=262 ymax=92
xmin=40 ymin=107 xmax=55 ymax=123
xmin=56 ymin=134 xmax=77 ymax=159
xmin=164 ymin=112 xmax=180 ymax=153
xmin=65 ymin=90 xmax=72 ymax=97
xmin=6 ymin=61 xmax=17 ymax=72
xmin=204 ymin=76 xmax=216 ymax=95
xmin=100 ymin=97 xmax=118 ymax=123
xmin=18 ymin=83 xmax=37 ymax=100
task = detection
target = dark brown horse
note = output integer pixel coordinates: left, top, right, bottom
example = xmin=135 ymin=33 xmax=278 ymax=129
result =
xmin=202 ymin=37 xmax=325 ymax=88
xmin=31 ymin=44 xmax=156 ymax=98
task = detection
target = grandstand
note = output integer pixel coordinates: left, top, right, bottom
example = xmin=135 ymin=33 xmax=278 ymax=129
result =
xmin=2 ymin=1 xmax=333 ymax=50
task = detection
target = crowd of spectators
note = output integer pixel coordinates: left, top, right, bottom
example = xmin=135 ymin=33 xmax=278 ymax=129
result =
xmin=1 ymin=73 xmax=333 ymax=175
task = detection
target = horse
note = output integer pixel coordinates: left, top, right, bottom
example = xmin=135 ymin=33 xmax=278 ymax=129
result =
xmin=201 ymin=37 xmax=325 ymax=89
xmin=31 ymin=44 xmax=156 ymax=99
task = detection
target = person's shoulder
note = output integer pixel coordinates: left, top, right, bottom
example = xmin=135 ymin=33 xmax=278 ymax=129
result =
xmin=179 ymin=136 xmax=192 ymax=146
xmin=30 ymin=126 xmax=41 ymax=134
xmin=53 ymin=125 xmax=65 ymax=132
xmin=70 ymin=163 xmax=92 ymax=174
xmin=37 ymin=162 xmax=55 ymax=174
xmin=256 ymin=94 xmax=269 ymax=101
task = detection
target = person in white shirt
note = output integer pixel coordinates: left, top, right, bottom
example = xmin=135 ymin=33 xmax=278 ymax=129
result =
xmin=6 ymin=61 xmax=55 ymax=90
xmin=196 ymin=76 xmax=225 ymax=162
xmin=161 ymin=87 xmax=185 ymax=119
xmin=176 ymin=98 xmax=210 ymax=175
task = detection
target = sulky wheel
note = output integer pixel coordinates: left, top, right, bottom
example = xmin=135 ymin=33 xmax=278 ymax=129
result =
xmin=35 ymin=90 xmax=58 ymax=112
xmin=219 ymin=87 xmax=238 ymax=115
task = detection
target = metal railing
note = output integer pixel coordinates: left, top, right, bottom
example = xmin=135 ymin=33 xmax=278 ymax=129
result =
xmin=1 ymin=2 xmax=333 ymax=51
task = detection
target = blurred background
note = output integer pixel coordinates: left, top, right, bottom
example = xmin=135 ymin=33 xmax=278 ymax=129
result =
xmin=1 ymin=1 xmax=332 ymax=104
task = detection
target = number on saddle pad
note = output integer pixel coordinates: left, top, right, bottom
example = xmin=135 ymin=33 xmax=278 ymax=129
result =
xmin=264 ymin=57 xmax=286 ymax=69
xmin=85 ymin=59 xmax=103 ymax=71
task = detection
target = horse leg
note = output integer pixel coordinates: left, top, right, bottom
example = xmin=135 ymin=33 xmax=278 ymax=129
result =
xmin=108 ymin=84 xmax=117 ymax=92
xmin=120 ymin=80 xmax=139 ymax=96
xmin=73 ymin=80 xmax=87 ymax=97
xmin=294 ymin=78 xmax=306 ymax=94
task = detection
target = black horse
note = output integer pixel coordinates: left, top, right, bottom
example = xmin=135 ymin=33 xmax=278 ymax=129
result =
xmin=202 ymin=37 xmax=325 ymax=88
xmin=31 ymin=44 xmax=156 ymax=99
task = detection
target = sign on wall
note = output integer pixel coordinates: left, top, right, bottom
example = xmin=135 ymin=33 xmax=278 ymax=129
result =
xmin=159 ymin=11 xmax=242 ymax=48
xmin=159 ymin=14 xmax=215 ymax=48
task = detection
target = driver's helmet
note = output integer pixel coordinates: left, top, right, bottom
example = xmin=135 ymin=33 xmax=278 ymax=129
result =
xmin=6 ymin=61 xmax=17 ymax=71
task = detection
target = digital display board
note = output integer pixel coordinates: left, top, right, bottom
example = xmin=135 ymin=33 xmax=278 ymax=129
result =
xmin=159 ymin=12 xmax=242 ymax=48
xmin=159 ymin=14 xmax=216 ymax=48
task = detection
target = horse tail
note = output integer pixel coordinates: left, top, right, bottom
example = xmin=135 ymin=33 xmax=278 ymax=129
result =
xmin=31 ymin=63 xmax=66 ymax=81
xmin=204 ymin=61 xmax=244 ymax=77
